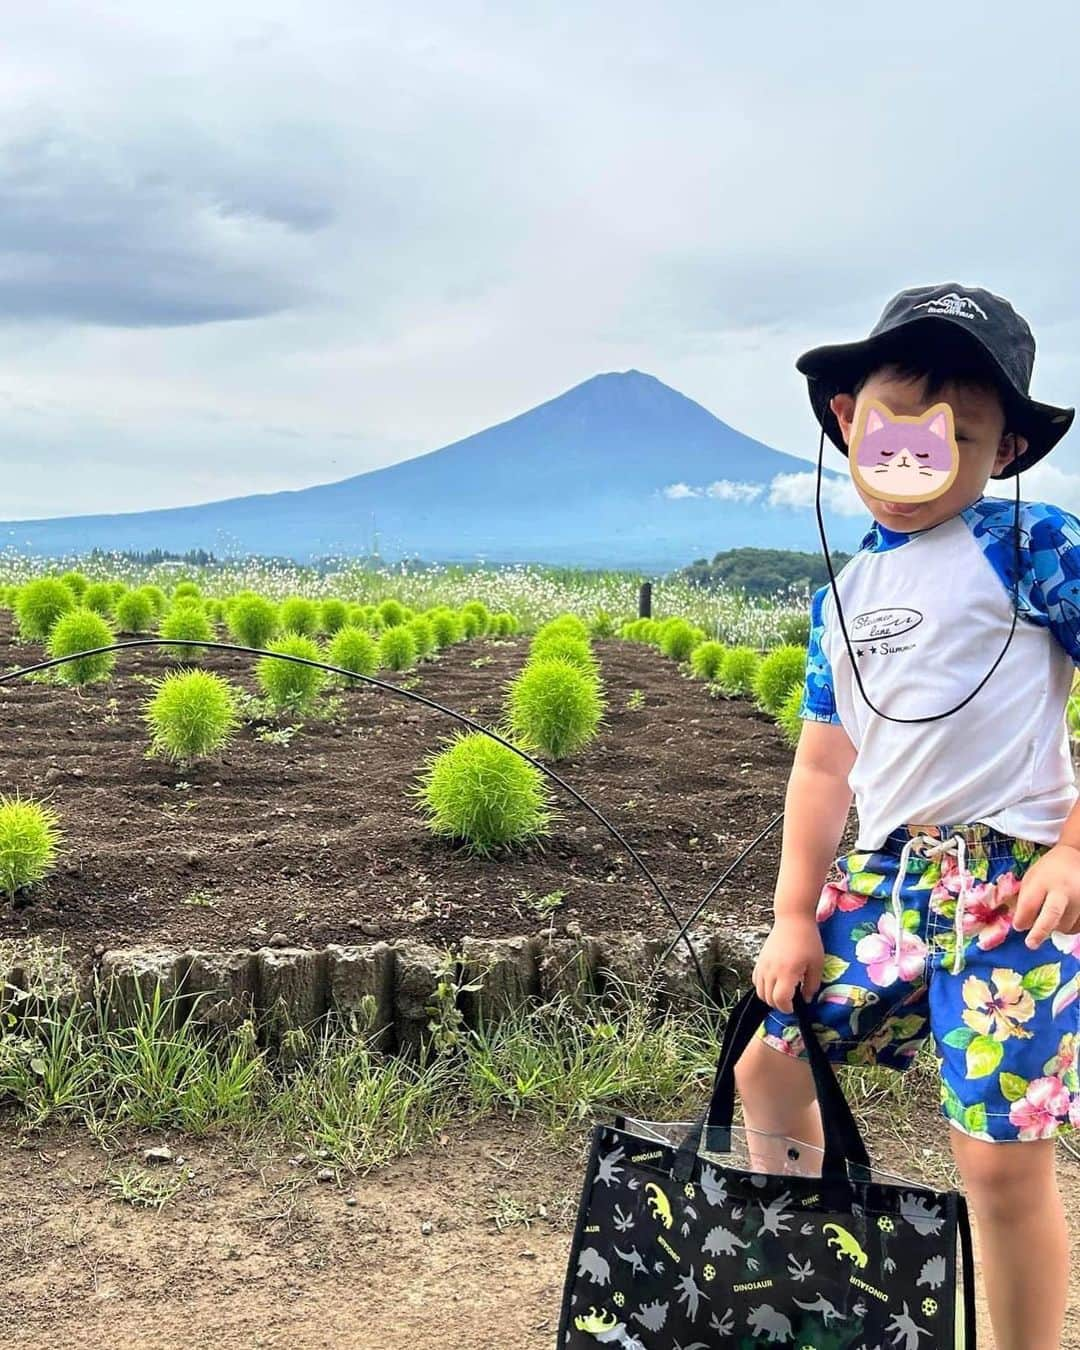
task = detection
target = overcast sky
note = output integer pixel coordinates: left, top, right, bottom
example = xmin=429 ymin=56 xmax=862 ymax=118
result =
xmin=2 ymin=1 xmax=1079 ymax=520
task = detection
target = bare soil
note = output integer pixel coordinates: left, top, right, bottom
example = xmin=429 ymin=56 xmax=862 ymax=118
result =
xmin=0 ymin=1111 xmax=1078 ymax=1349
xmin=0 ymin=621 xmax=796 ymax=960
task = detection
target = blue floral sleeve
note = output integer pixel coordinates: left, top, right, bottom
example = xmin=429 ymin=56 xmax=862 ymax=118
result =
xmin=799 ymin=584 xmax=841 ymax=723
xmin=1028 ymin=503 xmax=1080 ymax=664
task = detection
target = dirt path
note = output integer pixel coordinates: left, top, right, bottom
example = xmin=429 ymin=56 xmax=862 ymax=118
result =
xmin=1 ymin=1115 xmax=1077 ymax=1349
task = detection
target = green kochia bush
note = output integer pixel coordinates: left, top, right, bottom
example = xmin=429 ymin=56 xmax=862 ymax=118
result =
xmin=113 ymin=589 xmax=155 ymax=634
xmin=777 ymin=681 xmax=806 ymax=748
xmin=588 ymin=610 xmax=617 ymax=639
xmin=138 ymin=585 xmax=168 ymax=618
xmin=279 ymin=596 xmax=320 ymax=637
xmin=171 ymin=581 xmax=202 ymax=602
xmin=528 ymin=632 xmax=599 ymax=679
xmin=257 ymin=634 xmax=325 ymax=711
xmin=227 ymin=593 xmax=279 ymax=649
xmin=376 ymin=599 xmax=406 ymax=629
xmin=59 ymin=570 xmax=89 ymax=600
xmin=458 ymin=607 xmax=485 ymax=639
xmin=145 ymin=669 xmax=241 ymax=764
xmin=327 ymin=625 xmax=379 ymax=682
xmin=490 ymin=612 xmax=519 ymax=636
xmin=378 ymin=625 xmax=417 ymax=672
xmin=14 ymin=578 xmax=76 ymax=640
xmin=428 ymin=609 xmax=463 ymax=647
xmin=159 ymin=603 xmax=214 ymax=661
xmin=505 ymin=659 xmax=605 ymax=760
xmin=412 ymin=731 xmax=555 ymax=857
xmin=0 ymin=794 xmax=62 ymax=901
xmin=658 ymin=618 xmax=699 ymax=663
xmin=83 ymin=582 xmax=114 ymax=616
xmin=690 ymin=640 xmax=727 ymax=682
xmin=753 ymin=644 xmax=808 ymax=715
xmin=319 ymin=599 xmax=349 ymax=635
xmin=460 ymin=601 xmax=490 ymax=635
xmin=407 ymin=616 xmax=436 ymax=658
xmin=717 ymin=646 xmax=761 ymax=696
xmin=47 ymin=609 xmax=116 ymax=685
xmin=536 ymin=614 xmax=589 ymax=643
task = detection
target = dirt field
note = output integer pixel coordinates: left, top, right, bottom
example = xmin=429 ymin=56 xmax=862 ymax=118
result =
xmin=1 ymin=1110 xmax=1078 ymax=1350
xmin=0 ymin=622 xmax=795 ymax=961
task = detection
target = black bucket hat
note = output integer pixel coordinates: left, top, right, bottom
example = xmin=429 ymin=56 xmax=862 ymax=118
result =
xmin=796 ymin=283 xmax=1074 ymax=478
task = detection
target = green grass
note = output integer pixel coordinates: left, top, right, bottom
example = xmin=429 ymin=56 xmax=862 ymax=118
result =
xmin=0 ymin=940 xmax=946 ymax=1179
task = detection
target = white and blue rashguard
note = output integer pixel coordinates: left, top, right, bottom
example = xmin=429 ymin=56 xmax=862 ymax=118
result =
xmin=799 ymin=496 xmax=1080 ymax=851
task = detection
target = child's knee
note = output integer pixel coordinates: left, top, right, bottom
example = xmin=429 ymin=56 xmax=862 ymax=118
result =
xmin=951 ymin=1131 xmax=1056 ymax=1213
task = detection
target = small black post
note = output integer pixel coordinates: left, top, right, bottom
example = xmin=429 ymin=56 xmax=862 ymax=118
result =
xmin=638 ymin=581 xmax=652 ymax=618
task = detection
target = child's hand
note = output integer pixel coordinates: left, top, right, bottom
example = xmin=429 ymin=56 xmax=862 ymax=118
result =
xmin=1009 ymin=843 xmax=1080 ymax=948
xmin=752 ymin=916 xmax=824 ymax=1013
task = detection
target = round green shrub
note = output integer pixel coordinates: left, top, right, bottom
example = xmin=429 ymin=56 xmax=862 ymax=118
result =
xmin=690 ymin=640 xmax=727 ymax=682
xmin=717 ymin=646 xmax=761 ymax=696
xmin=109 ymin=582 xmax=126 ymax=603
xmin=407 ymin=616 xmax=436 ymax=658
xmin=14 ymin=578 xmax=76 ymax=640
xmin=171 ymin=581 xmax=202 ymax=602
xmin=588 ymin=610 xmax=617 ymax=639
xmin=47 ymin=608 xmax=116 ymax=685
xmin=82 ymin=582 xmax=113 ymax=616
xmin=458 ymin=607 xmax=485 ymax=639
xmin=536 ymin=615 xmax=589 ymax=642
xmin=779 ymin=612 xmax=812 ymax=647
xmin=491 ymin=611 xmax=519 ymax=636
xmin=0 ymin=794 xmax=62 ymax=901
xmin=145 ymin=669 xmax=241 ymax=764
xmin=777 ymin=681 xmax=806 ymax=748
xmin=659 ymin=618 xmax=699 ymax=663
xmin=205 ymin=599 xmax=226 ymax=626
xmin=327 ymin=625 xmax=379 ymax=682
xmin=640 ymin=619 xmax=664 ymax=646
xmin=378 ymin=625 xmax=417 ymax=672
xmin=113 ymin=589 xmax=155 ymax=634
xmin=319 ymin=598 xmax=349 ymax=635
xmin=159 ymin=602 xmax=214 ymax=661
xmin=460 ymin=601 xmax=490 ymax=634
xmin=753 ymin=644 xmax=808 ymax=715
xmin=376 ymin=599 xmax=406 ymax=628
xmin=279 ymin=596 xmax=319 ymax=637
xmin=0 ymin=585 xmax=14 ymax=610
xmin=59 ymin=571 xmax=88 ymax=600
xmin=257 ymin=634 xmax=325 ymax=710
xmin=528 ymin=632 xmax=599 ymax=679
xmin=346 ymin=604 xmax=370 ymax=628
xmin=428 ymin=609 xmax=463 ymax=647
xmin=412 ymin=731 xmax=554 ymax=857
xmin=227 ymin=593 xmax=279 ymax=649
xmin=138 ymin=585 xmax=168 ymax=618
xmin=505 ymin=659 xmax=605 ymax=760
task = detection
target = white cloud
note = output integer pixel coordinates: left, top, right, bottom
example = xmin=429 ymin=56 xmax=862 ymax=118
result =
xmin=705 ymin=479 xmax=763 ymax=502
xmin=663 ymin=482 xmax=701 ymax=499
xmin=767 ymin=471 xmax=866 ymax=517
xmin=1013 ymin=461 xmax=1080 ymax=516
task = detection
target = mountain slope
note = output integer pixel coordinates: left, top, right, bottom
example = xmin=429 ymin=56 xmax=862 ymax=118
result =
xmin=1 ymin=371 xmax=863 ymax=568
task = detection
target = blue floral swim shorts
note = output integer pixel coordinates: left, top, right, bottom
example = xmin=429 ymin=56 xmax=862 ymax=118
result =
xmin=759 ymin=822 xmax=1080 ymax=1142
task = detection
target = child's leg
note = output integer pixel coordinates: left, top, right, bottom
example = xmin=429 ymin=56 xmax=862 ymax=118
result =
xmin=950 ymin=1132 xmax=1067 ymax=1350
xmin=734 ymin=1036 xmax=823 ymax=1172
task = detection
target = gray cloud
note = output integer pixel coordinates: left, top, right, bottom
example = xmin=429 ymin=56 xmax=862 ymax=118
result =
xmin=0 ymin=0 xmax=1077 ymax=517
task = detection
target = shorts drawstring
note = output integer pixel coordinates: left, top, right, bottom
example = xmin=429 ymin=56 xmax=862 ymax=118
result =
xmin=888 ymin=831 xmax=972 ymax=974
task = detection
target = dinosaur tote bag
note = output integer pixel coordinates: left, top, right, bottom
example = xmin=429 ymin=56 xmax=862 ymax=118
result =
xmin=558 ymin=988 xmax=976 ymax=1349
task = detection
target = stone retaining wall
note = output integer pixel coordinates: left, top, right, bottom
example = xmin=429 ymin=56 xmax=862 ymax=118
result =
xmin=1 ymin=925 xmax=768 ymax=1054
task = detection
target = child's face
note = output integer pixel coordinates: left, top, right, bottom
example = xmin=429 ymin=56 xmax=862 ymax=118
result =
xmin=829 ymin=371 xmax=1024 ymax=532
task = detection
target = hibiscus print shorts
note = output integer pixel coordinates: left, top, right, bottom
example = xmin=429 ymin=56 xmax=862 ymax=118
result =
xmin=758 ymin=821 xmax=1080 ymax=1142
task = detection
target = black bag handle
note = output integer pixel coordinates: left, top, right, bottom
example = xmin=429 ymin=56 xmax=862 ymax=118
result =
xmin=675 ymin=987 xmax=870 ymax=1189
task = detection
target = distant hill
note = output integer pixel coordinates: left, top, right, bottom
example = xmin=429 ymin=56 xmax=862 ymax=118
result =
xmin=0 ymin=371 xmax=866 ymax=570
xmin=681 ymin=546 xmax=853 ymax=597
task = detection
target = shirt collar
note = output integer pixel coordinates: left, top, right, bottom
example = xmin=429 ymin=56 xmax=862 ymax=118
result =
xmin=860 ymin=496 xmax=988 ymax=553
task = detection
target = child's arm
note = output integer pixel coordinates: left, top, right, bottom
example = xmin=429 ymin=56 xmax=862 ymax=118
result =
xmin=752 ymin=720 xmax=856 ymax=1012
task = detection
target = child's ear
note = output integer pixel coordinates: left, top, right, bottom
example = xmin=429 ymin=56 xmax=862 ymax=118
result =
xmin=829 ymin=393 xmax=857 ymax=446
xmin=993 ymin=432 xmax=1027 ymax=475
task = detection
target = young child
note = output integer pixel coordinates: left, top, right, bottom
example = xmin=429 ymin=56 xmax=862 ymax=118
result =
xmin=734 ymin=283 xmax=1080 ymax=1350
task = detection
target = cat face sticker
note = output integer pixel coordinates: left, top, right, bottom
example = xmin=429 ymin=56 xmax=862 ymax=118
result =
xmin=849 ymin=399 xmax=959 ymax=503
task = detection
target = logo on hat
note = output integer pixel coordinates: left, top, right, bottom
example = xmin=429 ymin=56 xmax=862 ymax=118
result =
xmin=912 ymin=292 xmax=988 ymax=321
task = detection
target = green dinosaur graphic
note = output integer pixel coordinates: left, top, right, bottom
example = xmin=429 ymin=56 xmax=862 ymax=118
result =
xmin=574 ymin=1308 xmax=618 ymax=1334
xmin=822 ymin=1222 xmax=869 ymax=1269
xmin=644 ymin=1181 xmax=673 ymax=1231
